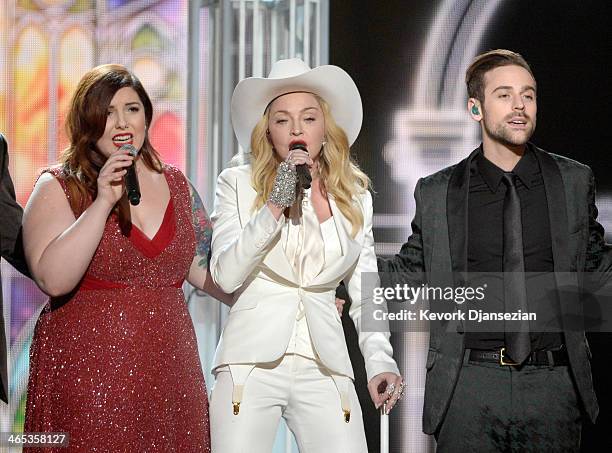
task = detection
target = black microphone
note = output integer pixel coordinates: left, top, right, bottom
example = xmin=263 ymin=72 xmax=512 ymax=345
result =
xmin=289 ymin=143 xmax=312 ymax=189
xmin=119 ymin=144 xmax=141 ymax=206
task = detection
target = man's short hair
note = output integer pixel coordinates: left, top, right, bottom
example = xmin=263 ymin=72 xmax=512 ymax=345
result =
xmin=466 ymin=49 xmax=534 ymax=102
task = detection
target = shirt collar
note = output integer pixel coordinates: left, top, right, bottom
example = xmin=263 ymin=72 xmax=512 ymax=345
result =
xmin=474 ymin=145 xmax=539 ymax=192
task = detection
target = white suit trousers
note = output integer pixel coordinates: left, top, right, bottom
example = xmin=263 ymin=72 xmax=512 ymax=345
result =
xmin=210 ymin=354 xmax=368 ymax=453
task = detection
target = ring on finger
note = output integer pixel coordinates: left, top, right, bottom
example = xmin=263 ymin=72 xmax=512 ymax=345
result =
xmin=386 ymin=383 xmax=396 ymax=397
xmin=397 ymin=383 xmax=405 ymax=399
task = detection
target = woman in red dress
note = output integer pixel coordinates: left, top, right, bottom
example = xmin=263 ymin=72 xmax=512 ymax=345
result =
xmin=22 ymin=64 xmax=225 ymax=452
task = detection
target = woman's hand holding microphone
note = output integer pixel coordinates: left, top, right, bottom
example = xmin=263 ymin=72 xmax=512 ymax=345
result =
xmin=266 ymin=148 xmax=313 ymax=219
xmin=95 ymin=147 xmax=134 ymax=211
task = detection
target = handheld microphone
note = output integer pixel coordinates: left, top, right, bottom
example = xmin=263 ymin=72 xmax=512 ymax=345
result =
xmin=289 ymin=143 xmax=312 ymax=189
xmin=119 ymin=144 xmax=141 ymax=206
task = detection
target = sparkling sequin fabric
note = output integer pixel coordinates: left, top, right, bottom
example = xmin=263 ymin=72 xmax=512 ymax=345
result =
xmin=24 ymin=165 xmax=211 ymax=453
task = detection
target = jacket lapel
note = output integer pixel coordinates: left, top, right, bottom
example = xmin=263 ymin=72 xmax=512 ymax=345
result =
xmin=533 ymin=147 xmax=571 ymax=271
xmin=235 ymin=175 xmax=298 ymax=284
xmin=309 ymin=196 xmax=361 ymax=287
xmin=447 ymin=147 xmax=480 ymax=274
xmin=532 ymin=147 xmax=577 ymax=320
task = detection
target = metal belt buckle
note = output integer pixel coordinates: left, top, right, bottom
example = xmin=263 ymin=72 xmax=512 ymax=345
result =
xmin=343 ymin=409 xmax=351 ymax=423
xmin=500 ymin=347 xmax=519 ymax=366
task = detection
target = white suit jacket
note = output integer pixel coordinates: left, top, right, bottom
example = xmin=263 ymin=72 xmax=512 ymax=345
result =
xmin=210 ymin=164 xmax=399 ymax=381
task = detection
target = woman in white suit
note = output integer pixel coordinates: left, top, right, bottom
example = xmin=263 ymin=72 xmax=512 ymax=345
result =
xmin=210 ymin=58 xmax=403 ymax=452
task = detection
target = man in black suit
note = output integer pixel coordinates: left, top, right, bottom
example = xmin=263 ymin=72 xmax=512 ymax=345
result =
xmin=0 ymin=133 xmax=28 ymax=403
xmin=379 ymin=49 xmax=609 ymax=451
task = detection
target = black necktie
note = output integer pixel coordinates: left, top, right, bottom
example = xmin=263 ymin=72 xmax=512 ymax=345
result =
xmin=502 ymin=173 xmax=530 ymax=364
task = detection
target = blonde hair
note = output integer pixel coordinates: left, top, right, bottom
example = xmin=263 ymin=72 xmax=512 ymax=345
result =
xmin=250 ymin=94 xmax=370 ymax=237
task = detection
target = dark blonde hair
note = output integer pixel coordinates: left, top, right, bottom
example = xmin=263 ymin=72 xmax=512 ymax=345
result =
xmin=466 ymin=49 xmax=535 ymax=102
xmin=59 ymin=64 xmax=162 ymax=234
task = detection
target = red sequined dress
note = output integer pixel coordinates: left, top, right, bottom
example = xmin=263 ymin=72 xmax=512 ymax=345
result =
xmin=24 ymin=165 xmax=211 ymax=452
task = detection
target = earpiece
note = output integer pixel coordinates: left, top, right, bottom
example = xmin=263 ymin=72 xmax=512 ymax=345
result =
xmin=471 ymin=105 xmax=479 ymax=115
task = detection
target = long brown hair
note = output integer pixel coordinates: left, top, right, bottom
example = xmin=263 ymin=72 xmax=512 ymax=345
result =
xmin=59 ymin=64 xmax=162 ymax=234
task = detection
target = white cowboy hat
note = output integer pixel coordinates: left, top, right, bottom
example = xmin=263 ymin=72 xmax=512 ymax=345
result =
xmin=231 ymin=58 xmax=363 ymax=151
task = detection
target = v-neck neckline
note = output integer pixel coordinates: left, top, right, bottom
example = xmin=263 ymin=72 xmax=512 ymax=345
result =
xmin=128 ymin=169 xmax=176 ymax=259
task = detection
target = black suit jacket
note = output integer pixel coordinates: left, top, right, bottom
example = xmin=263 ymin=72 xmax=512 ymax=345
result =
xmin=0 ymin=133 xmax=29 ymax=403
xmin=380 ymin=144 xmax=610 ymax=434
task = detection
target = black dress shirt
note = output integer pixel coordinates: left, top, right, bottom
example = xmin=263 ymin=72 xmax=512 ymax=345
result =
xmin=465 ymin=147 xmax=564 ymax=351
